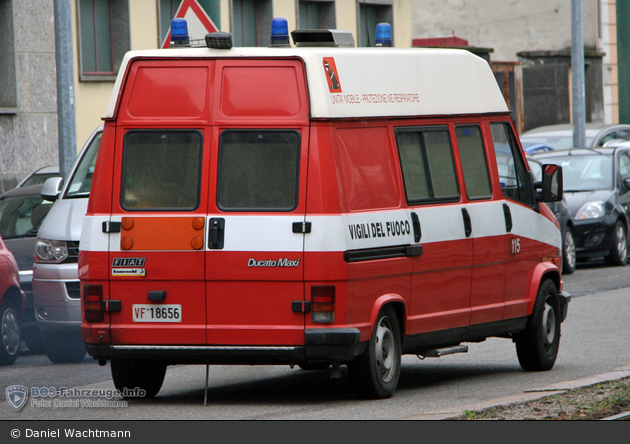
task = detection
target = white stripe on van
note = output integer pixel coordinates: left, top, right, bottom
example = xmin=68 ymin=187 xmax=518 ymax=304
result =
xmin=80 ymin=201 xmax=560 ymax=254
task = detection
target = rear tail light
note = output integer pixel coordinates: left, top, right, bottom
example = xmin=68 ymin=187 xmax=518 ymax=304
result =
xmin=311 ymin=285 xmax=335 ymax=323
xmin=83 ymin=284 xmax=103 ymax=322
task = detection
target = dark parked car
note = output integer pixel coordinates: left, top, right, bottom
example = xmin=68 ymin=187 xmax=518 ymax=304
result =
xmin=0 ymin=234 xmax=24 ymax=365
xmin=532 ymin=147 xmax=630 ymax=266
xmin=0 ymin=184 xmax=53 ymax=353
xmin=527 ymin=157 xmax=576 ymax=274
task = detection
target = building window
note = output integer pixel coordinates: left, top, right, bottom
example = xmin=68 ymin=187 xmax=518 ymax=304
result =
xmin=232 ymin=0 xmax=272 ymax=47
xmin=0 ymin=0 xmax=18 ymax=113
xmin=77 ymin=0 xmax=130 ymax=81
xmin=298 ymin=0 xmax=335 ymax=29
xmin=357 ymin=1 xmax=393 ymax=47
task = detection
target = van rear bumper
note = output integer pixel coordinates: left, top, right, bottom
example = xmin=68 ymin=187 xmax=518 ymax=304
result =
xmin=85 ymin=328 xmax=363 ymax=365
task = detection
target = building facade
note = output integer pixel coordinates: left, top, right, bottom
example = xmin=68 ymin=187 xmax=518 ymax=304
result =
xmin=411 ymin=0 xmax=617 ymax=133
xmin=0 ymin=0 xmax=412 ymax=193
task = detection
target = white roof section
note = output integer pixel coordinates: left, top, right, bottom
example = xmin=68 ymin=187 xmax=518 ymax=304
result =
xmin=105 ymin=46 xmax=508 ymax=119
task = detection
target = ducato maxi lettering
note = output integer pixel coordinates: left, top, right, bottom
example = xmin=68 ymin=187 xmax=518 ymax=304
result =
xmin=247 ymin=258 xmax=301 ymax=267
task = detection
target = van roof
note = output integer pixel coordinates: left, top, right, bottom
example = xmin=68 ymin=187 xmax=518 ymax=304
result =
xmin=105 ymin=47 xmax=508 ymax=120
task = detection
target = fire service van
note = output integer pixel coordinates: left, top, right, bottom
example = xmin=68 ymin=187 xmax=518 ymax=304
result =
xmin=79 ymin=22 xmax=570 ymax=400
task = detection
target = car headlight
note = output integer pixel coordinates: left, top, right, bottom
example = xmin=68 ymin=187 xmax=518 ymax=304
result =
xmin=575 ymin=201 xmax=605 ymax=220
xmin=35 ymin=239 xmax=69 ymax=263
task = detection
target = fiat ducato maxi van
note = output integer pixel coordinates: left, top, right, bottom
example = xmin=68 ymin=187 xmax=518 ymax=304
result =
xmin=78 ymin=27 xmax=569 ymax=399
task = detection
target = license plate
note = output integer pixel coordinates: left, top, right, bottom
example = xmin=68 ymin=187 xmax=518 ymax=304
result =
xmin=132 ymin=304 xmax=182 ymax=322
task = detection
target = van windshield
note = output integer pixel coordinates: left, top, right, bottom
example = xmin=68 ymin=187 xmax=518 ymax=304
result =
xmin=65 ymin=131 xmax=102 ymax=198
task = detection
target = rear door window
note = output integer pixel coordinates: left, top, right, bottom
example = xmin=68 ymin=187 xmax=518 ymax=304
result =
xmin=217 ymin=130 xmax=300 ymax=211
xmin=121 ymin=130 xmax=203 ymax=210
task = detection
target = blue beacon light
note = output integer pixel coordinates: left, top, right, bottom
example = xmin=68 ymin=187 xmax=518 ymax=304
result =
xmin=375 ymin=23 xmax=392 ymax=47
xmin=270 ymin=17 xmax=290 ymax=47
xmin=170 ymin=18 xmax=190 ymax=47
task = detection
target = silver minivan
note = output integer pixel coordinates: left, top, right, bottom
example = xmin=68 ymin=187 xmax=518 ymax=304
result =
xmin=32 ymin=125 xmax=102 ymax=363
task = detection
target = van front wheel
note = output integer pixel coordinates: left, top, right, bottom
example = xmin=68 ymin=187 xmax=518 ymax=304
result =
xmin=348 ymin=306 xmax=401 ymax=399
xmin=515 ymin=279 xmax=561 ymax=371
xmin=111 ymin=358 xmax=167 ymax=399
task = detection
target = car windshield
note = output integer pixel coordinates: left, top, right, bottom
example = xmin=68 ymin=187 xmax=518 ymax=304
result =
xmin=0 ymin=194 xmax=53 ymax=238
xmin=540 ymin=154 xmax=613 ymax=191
xmin=520 ymin=136 xmax=595 ymax=150
xmin=65 ymin=131 xmax=102 ymax=198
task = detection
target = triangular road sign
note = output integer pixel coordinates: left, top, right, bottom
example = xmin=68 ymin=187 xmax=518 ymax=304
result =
xmin=161 ymin=0 xmax=219 ymax=48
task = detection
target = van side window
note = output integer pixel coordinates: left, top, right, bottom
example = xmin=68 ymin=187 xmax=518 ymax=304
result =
xmin=334 ymin=127 xmax=400 ymax=211
xmin=121 ymin=130 xmax=202 ymax=210
xmin=490 ymin=122 xmax=535 ymax=206
xmin=217 ymin=130 xmax=300 ymax=211
xmin=455 ymin=125 xmax=492 ymax=200
xmin=395 ymin=127 xmax=460 ymax=204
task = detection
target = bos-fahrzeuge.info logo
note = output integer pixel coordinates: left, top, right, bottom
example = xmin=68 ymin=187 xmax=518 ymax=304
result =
xmin=6 ymin=385 xmax=28 ymax=411
xmin=6 ymin=386 xmax=145 ymax=411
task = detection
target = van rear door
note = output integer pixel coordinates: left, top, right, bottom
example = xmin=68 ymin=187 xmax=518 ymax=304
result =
xmin=108 ymin=129 xmax=209 ymax=345
xmin=203 ymin=129 xmax=307 ymax=346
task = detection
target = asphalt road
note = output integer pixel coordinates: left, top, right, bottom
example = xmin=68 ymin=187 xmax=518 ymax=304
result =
xmin=0 ymin=260 xmax=628 ymax=421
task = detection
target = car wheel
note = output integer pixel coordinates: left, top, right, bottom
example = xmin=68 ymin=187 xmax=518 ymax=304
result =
xmin=0 ymin=301 xmax=20 ymax=366
xmin=562 ymin=227 xmax=576 ymax=274
xmin=111 ymin=358 xmax=167 ymax=399
xmin=515 ymin=279 xmax=561 ymax=371
xmin=42 ymin=331 xmax=87 ymax=364
xmin=348 ymin=306 xmax=401 ymax=399
xmin=605 ymin=221 xmax=628 ymax=266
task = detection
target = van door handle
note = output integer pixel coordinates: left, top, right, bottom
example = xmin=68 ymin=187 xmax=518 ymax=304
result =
xmin=208 ymin=218 xmax=225 ymax=249
xmin=503 ymin=203 xmax=513 ymax=232
xmin=410 ymin=212 xmax=421 ymax=242
xmin=461 ymin=208 xmax=472 ymax=238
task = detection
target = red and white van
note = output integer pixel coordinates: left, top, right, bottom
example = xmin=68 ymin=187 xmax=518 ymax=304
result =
xmin=79 ymin=28 xmax=569 ymax=399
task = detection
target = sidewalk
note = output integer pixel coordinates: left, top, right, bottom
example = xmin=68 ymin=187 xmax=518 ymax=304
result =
xmin=403 ymin=364 xmax=630 ymax=420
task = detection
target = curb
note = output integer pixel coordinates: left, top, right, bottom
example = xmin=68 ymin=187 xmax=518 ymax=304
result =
xmin=403 ymin=365 xmax=630 ymax=420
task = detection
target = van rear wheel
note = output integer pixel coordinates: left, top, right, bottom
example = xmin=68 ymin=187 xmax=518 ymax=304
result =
xmin=348 ymin=306 xmax=401 ymax=399
xmin=42 ymin=331 xmax=87 ymax=363
xmin=515 ymin=279 xmax=561 ymax=371
xmin=111 ymin=358 xmax=167 ymax=399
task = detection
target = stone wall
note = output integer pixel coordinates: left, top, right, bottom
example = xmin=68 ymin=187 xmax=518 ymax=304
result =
xmin=0 ymin=0 xmax=59 ymax=194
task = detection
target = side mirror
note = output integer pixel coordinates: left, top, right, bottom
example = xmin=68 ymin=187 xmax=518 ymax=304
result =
xmin=535 ymin=164 xmax=563 ymax=202
xmin=41 ymin=176 xmax=63 ymax=202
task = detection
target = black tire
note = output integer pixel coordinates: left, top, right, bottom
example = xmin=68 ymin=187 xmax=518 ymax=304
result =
xmin=0 ymin=301 xmax=20 ymax=366
xmin=298 ymin=361 xmax=331 ymax=371
xmin=515 ymin=279 xmax=561 ymax=371
xmin=348 ymin=306 xmax=401 ymax=399
xmin=24 ymin=331 xmax=45 ymax=355
xmin=111 ymin=358 xmax=167 ymax=399
xmin=605 ymin=221 xmax=628 ymax=266
xmin=42 ymin=331 xmax=87 ymax=364
xmin=562 ymin=227 xmax=576 ymax=274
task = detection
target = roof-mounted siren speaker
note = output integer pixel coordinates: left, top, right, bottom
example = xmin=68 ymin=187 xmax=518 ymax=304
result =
xmin=170 ymin=18 xmax=191 ymax=48
xmin=290 ymin=29 xmax=355 ymax=48
xmin=375 ymin=23 xmax=392 ymax=47
xmin=270 ymin=17 xmax=291 ymax=47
